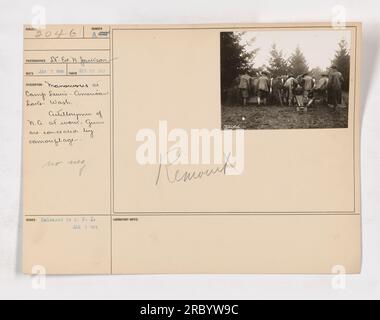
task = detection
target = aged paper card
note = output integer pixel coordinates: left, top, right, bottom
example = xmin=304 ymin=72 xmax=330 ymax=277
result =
xmin=23 ymin=23 xmax=362 ymax=274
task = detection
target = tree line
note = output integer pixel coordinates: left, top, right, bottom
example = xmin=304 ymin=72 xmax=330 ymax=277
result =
xmin=221 ymin=32 xmax=350 ymax=100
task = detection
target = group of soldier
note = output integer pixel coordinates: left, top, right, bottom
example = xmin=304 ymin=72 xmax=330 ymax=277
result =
xmin=236 ymin=65 xmax=344 ymax=113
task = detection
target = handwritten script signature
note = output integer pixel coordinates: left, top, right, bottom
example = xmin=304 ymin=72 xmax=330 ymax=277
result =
xmin=155 ymin=149 xmax=235 ymax=186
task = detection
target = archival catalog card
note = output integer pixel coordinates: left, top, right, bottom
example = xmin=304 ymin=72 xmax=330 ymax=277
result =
xmin=23 ymin=23 xmax=362 ymax=275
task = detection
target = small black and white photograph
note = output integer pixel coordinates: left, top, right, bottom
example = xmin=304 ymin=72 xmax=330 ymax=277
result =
xmin=221 ymin=29 xmax=352 ymax=130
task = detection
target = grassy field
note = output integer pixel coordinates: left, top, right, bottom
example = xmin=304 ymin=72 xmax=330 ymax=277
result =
xmin=221 ymin=103 xmax=348 ymax=130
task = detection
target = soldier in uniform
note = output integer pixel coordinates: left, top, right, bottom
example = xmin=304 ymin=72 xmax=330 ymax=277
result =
xmin=238 ymin=73 xmax=251 ymax=106
xmin=328 ymin=65 xmax=344 ymax=110
xmin=311 ymin=72 xmax=329 ymax=106
xmin=284 ymin=75 xmax=298 ymax=107
xmin=257 ymin=71 xmax=270 ymax=106
xmin=302 ymin=72 xmax=314 ymax=102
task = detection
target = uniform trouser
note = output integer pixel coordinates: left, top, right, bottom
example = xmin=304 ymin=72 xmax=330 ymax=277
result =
xmin=295 ymin=95 xmax=304 ymax=107
xmin=330 ymin=88 xmax=342 ymax=107
xmin=286 ymin=88 xmax=293 ymax=105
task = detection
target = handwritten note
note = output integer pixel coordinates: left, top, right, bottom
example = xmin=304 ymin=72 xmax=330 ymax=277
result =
xmin=25 ymin=79 xmax=108 ymax=147
xmin=23 ymin=25 xmax=111 ymax=214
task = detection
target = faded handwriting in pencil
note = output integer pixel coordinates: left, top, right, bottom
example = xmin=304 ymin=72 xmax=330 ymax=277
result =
xmin=42 ymin=159 xmax=86 ymax=176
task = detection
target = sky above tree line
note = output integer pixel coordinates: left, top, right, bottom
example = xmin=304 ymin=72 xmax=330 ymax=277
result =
xmin=239 ymin=29 xmax=351 ymax=70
